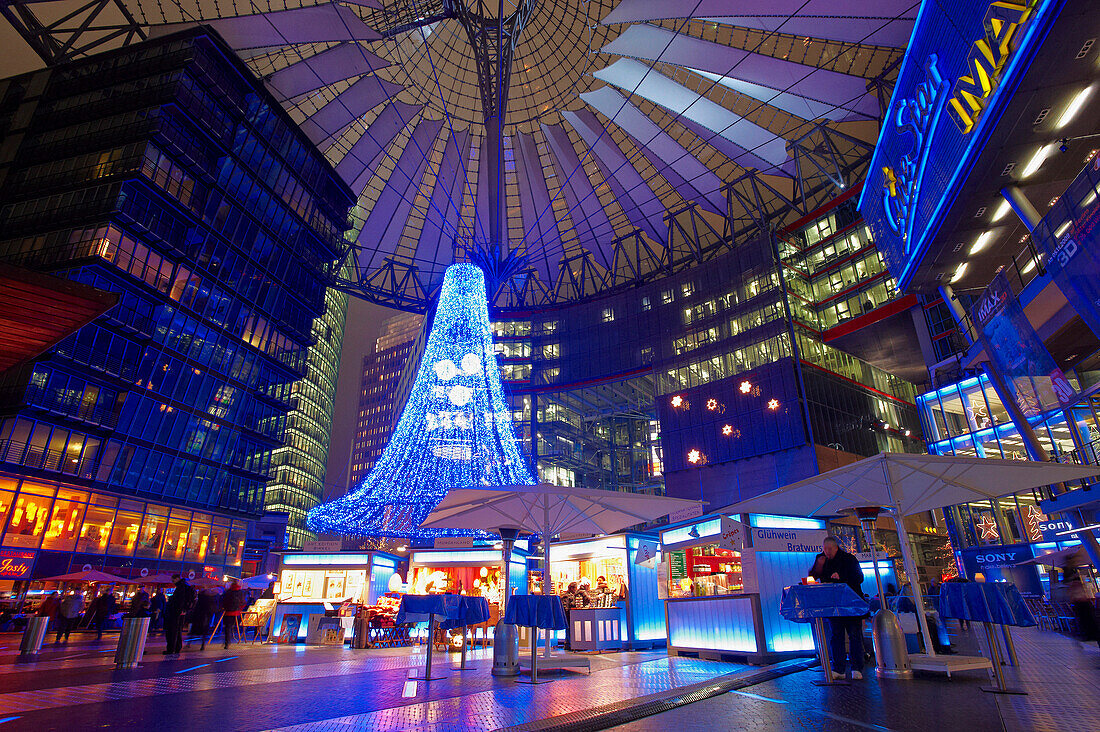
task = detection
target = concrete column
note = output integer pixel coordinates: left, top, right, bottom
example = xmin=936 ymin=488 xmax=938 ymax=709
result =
xmin=1000 ymin=185 xmax=1042 ymax=231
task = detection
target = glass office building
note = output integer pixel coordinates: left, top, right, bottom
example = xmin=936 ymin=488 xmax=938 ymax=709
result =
xmin=0 ymin=29 xmax=353 ymax=579
xmin=265 ymin=272 xmax=351 ymax=551
xmin=477 ymin=202 xmax=924 ymax=509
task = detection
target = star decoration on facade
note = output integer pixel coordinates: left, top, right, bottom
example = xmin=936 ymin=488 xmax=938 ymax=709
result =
xmin=767 ymin=399 xmax=780 ymax=410
xmin=739 ymin=381 xmax=752 ymax=394
xmin=671 ymin=395 xmax=684 ymax=408
xmin=687 ymin=449 xmax=703 ymax=464
xmin=976 ymin=514 xmax=1000 ymax=541
xmin=1023 ymin=505 xmax=1044 ymax=542
xmin=722 ymin=424 xmax=733 ymax=436
xmin=706 ymin=398 xmax=719 ymax=411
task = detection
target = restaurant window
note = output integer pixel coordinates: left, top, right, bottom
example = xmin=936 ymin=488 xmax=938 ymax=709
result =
xmin=136 ymin=505 xmax=168 ymax=559
xmin=40 ymin=488 xmax=88 ymax=552
xmin=162 ymin=514 xmax=191 ymax=560
xmin=107 ymin=507 xmax=142 ymax=556
xmin=208 ymin=523 xmax=228 ymax=558
xmin=76 ymin=504 xmax=116 ymax=553
xmin=227 ymin=522 xmax=246 ymax=566
xmin=0 ymin=487 xmax=15 ymax=535
xmin=665 ymin=543 xmax=742 ymax=598
xmin=3 ymin=483 xmax=55 ymax=548
xmin=184 ymin=520 xmax=211 ymax=562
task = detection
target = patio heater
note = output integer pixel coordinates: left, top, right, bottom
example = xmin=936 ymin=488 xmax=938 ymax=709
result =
xmin=491 ymin=528 xmax=521 ymax=676
xmin=852 ymin=506 xmax=912 ymax=679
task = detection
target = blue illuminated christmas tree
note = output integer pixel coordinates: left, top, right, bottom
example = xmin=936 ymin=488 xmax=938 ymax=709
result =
xmin=308 ymin=263 xmax=534 ymax=538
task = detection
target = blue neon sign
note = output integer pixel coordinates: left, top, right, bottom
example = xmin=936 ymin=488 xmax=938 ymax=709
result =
xmin=859 ymin=0 xmax=1057 ymax=290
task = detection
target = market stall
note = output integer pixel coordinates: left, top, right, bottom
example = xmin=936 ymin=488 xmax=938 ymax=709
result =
xmin=661 ymin=514 xmax=826 ymax=663
xmin=543 ymin=534 xmax=664 ymax=651
xmin=406 ymin=547 xmax=527 ymax=645
xmin=272 ymin=551 xmax=402 ymax=642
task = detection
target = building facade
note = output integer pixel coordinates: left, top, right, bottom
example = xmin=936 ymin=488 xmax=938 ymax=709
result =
xmin=0 ymin=29 xmax=352 ymax=582
xmin=265 ymin=272 xmax=350 ymax=551
xmin=347 ymin=312 xmax=423 ymax=488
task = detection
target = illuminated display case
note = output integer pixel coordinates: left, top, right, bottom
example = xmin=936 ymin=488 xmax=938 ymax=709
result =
xmin=666 ymin=544 xmax=742 ymax=599
xmin=660 ymin=514 xmax=826 ymax=662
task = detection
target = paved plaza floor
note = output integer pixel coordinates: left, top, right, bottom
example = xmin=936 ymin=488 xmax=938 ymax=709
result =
xmin=0 ymin=624 xmax=1093 ymax=731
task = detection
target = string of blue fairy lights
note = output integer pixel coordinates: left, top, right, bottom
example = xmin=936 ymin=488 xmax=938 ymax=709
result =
xmin=307 ymin=263 xmax=534 ymax=539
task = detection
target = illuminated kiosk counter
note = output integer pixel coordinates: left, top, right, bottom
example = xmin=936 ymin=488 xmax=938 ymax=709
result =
xmin=547 ymin=534 xmax=665 ymax=650
xmin=273 ymin=550 xmax=401 ymax=642
xmin=660 ymin=515 xmax=826 ymax=664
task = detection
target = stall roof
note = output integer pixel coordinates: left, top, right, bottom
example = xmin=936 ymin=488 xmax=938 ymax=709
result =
xmin=721 ymin=452 xmax=1100 ymax=518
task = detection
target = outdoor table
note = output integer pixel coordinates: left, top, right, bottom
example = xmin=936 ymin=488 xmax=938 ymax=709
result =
xmin=503 ymin=594 xmax=566 ymax=684
xmin=438 ymin=596 xmax=490 ymax=670
xmin=780 ymin=583 xmax=869 ymax=686
xmin=396 ymin=594 xmax=465 ymax=680
xmin=938 ymin=582 xmax=1035 ymax=695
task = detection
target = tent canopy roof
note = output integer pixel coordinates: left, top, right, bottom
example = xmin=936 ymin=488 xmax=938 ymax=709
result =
xmin=421 ymin=482 xmax=699 ymax=537
xmin=721 ymin=452 xmax=1100 ymax=519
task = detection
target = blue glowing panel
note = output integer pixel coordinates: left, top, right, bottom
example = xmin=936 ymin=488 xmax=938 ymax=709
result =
xmin=626 ymin=537 xmax=666 ymax=643
xmin=368 ymin=562 xmax=393 ymax=604
xmin=859 ymin=0 xmax=1059 ymax=290
xmin=307 ymin=264 xmax=534 ymax=538
xmin=750 ymin=514 xmax=825 ymax=530
xmin=754 ymin=550 xmax=818 ymax=653
xmin=667 ymin=596 xmax=758 ymax=653
xmin=660 ymin=518 xmax=722 ymax=547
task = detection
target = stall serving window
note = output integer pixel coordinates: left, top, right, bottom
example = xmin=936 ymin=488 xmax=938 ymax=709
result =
xmin=279 ymin=568 xmax=368 ymax=602
xmin=665 ymin=543 xmax=742 ymax=598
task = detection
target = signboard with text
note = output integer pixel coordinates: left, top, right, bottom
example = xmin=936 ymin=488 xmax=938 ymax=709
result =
xmin=859 ymin=0 xmax=1056 ymax=289
xmin=960 ymin=544 xmax=1042 ymax=597
xmin=750 ymin=527 xmax=827 ymax=553
xmin=0 ymin=549 xmax=34 ymax=579
xmin=434 ymin=536 xmax=474 ymax=549
xmin=302 ymin=540 xmax=342 ymax=553
xmin=1031 ymin=156 xmax=1100 ymax=342
xmin=970 ymin=272 xmax=1075 ymax=416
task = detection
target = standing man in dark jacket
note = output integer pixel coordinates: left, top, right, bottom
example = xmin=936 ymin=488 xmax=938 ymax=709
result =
xmin=163 ymin=575 xmax=195 ymax=656
xmin=93 ymin=590 xmax=118 ymax=640
xmin=821 ymin=535 xmax=865 ymax=680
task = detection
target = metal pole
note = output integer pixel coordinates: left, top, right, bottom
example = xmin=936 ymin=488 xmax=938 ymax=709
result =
xmin=982 ymin=621 xmax=1008 ymax=691
xmin=543 ymin=500 xmax=552 ymax=658
xmin=425 ymin=613 xmax=436 ymax=679
xmin=1000 ymin=624 xmax=1019 ymax=666
xmin=459 ymin=625 xmax=468 ymax=669
xmin=892 ymin=510 xmax=937 ymax=657
xmin=529 ymin=623 xmax=539 ymax=682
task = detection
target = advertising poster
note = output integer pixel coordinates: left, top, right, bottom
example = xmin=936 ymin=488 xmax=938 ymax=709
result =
xmin=970 ymin=272 xmax=1076 ymax=417
xmin=1031 ymin=159 xmax=1100 ymax=341
xmin=960 ymin=545 xmax=1042 ymax=598
xmin=279 ymin=614 xmax=302 ymax=643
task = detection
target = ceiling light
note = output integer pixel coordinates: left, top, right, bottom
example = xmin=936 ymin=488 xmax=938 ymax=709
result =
xmin=969 ymin=230 xmax=994 ymax=255
xmin=1056 ymin=84 xmax=1094 ymax=129
xmin=1021 ymin=257 xmax=1037 ymax=274
xmin=1054 ymin=221 xmax=1072 ymax=239
xmin=990 ymin=200 xmax=1011 ymax=222
xmin=1083 ymin=188 xmax=1098 ymax=207
xmin=1021 ymin=144 xmax=1054 ymax=178
xmin=949 ymin=263 xmax=968 ymax=283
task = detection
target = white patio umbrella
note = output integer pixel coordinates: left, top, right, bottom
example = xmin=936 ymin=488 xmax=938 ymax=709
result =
xmin=421 ymin=482 xmax=701 ymax=656
xmin=722 ymin=452 xmax=1100 ymax=664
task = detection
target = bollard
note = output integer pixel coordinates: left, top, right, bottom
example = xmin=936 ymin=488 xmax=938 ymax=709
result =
xmin=19 ymin=616 xmax=49 ymax=657
xmin=352 ymin=616 xmax=370 ymax=649
xmin=114 ymin=616 xmax=151 ymax=669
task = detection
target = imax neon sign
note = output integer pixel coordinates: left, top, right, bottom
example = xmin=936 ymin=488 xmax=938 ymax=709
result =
xmin=947 ymin=0 xmax=1040 ymax=133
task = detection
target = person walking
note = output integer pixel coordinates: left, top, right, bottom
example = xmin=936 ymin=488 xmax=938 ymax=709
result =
xmin=163 ymin=575 xmax=195 ymax=656
xmin=193 ymin=587 xmax=220 ymax=649
xmin=150 ymin=589 xmax=167 ymax=634
xmin=93 ymin=589 xmax=118 ymax=641
xmin=129 ymin=587 xmax=151 ymax=617
xmin=220 ymin=581 xmax=246 ymax=648
xmin=821 ymin=535 xmax=866 ymax=680
xmin=55 ymin=590 xmax=84 ymax=643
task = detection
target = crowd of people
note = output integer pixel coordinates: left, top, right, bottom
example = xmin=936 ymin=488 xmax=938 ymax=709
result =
xmin=12 ymin=576 xmax=267 ymax=655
